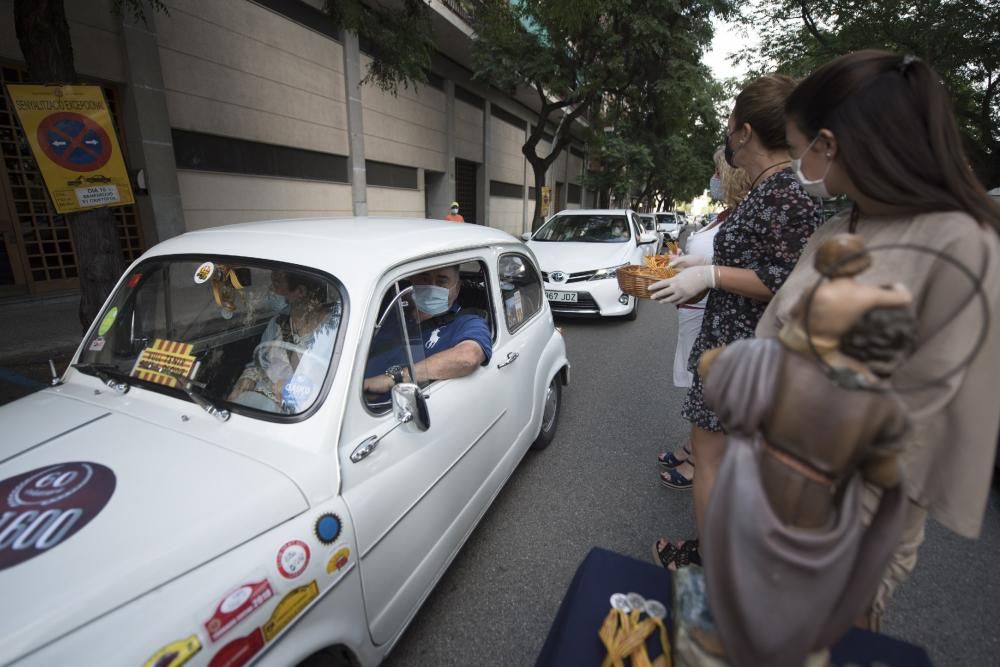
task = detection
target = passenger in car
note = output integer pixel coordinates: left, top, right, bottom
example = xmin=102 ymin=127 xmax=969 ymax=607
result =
xmin=227 ymin=271 xmax=342 ymax=413
xmin=363 ymin=265 xmax=493 ymax=396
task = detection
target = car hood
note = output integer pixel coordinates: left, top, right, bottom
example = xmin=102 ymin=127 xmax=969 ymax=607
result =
xmin=0 ymin=394 xmax=308 ymax=663
xmin=527 ymin=240 xmax=633 ymax=275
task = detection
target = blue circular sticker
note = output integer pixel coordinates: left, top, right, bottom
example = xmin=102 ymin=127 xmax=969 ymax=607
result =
xmin=282 ymin=375 xmax=315 ymax=411
xmin=0 ymin=462 xmax=116 ymax=571
xmin=315 ymin=513 xmax=341 ymax=545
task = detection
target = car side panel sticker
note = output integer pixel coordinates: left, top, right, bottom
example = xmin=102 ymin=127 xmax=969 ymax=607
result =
xmin=207 ymin=628 xmax=264 ymax=667
xmin=204 ymin=579 xmax=273 ymax=642
xmin=326 ymin=546 xmax=351 ymax=575
xmin=275 ymin=539 xmax=310 ymax=579
xmin=143 ymin=634 xmax=202 ymax=667
xmin=314 ymin=513 xmax=341 ymax=545
xmin=0 ymin=462 xmax=116 ymax=571
xmin=262 ymin=580 xmax=319 ymax=642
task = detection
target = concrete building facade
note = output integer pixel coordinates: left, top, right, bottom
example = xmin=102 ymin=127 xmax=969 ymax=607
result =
xmin=0 ymin=0 xmax=589 ymax=298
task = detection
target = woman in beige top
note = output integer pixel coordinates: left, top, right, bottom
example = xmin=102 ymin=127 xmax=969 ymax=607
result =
xmin=758 ymin=50 xmax=1000 ymax=627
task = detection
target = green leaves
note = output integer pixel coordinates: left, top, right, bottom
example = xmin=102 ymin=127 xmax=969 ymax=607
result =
xmin=473 ymin=0 xmax=732 ymax=211
xmin=741 ymin=0 xmax=1000 ymax=186
xmin=326 ymin=0 xmax=433 ymax=94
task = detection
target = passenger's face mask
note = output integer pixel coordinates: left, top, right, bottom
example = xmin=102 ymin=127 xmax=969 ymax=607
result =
xmin=450 ymin=207 xmax=459 ymax=215
xmin=268 ymin=294 xmax=287 ymax=313
xmin=791 ymin=135 xmax=833 ymax=199
xmin=412 ymin=285 xmax=451 ymax=316
xmin=709 ymin=175 xmax=723 ymax=201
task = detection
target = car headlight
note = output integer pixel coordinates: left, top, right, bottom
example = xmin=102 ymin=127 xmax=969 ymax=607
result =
xmin=589 ymin=264 xmax=628 ymax=280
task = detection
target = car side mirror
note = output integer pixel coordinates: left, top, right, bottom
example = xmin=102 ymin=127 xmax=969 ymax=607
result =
xmin=639 ymin=232 xmax=657 ymax=245
xmin=391 ymin=383 xmax=430 ymax=432
xmin=520 ymin=232 xmax=532 ymax=241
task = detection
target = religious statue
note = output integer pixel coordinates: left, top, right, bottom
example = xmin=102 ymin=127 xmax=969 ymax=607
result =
xmin=673 ymin=234 xmax=917 ymax=667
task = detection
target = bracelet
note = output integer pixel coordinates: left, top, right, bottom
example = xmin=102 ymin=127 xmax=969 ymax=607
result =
xmin=714 ymin=266 xmax=722 ymax=290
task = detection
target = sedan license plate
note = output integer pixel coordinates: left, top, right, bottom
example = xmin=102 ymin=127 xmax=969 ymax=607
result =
xmin=546 ymin=290 xmax=578 ymax=303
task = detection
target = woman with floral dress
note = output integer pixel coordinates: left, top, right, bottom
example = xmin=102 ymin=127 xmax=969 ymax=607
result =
xmin=649 ymin=74 xmax=823 ymax=569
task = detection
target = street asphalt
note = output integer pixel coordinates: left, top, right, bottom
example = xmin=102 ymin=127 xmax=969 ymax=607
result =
xmin=0 ymin=301 xmax=996 ymax=666
xmin=383 ymin=301 xmax=1000 ymax=667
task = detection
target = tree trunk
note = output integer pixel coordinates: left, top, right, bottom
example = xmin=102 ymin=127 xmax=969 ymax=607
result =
xmin=14 ymin=0 xmax=125 ymax=332
xmin=529 ymin=160 xmax=547 ymax=232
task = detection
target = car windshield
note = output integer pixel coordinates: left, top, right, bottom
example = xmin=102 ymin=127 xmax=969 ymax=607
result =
xmin=533 ymin=214 xmax=631 ymax=243
xmin=639 ymin=217 xmax=656 ymax=231
xmin=77 ymin=257 xmax=345 ymax=419
xmin=656 ymin=214 xmax=677 ymax=226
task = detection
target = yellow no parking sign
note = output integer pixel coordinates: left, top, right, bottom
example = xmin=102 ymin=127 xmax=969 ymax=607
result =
xmin=6 ymin=84 xmax=134 ymax=214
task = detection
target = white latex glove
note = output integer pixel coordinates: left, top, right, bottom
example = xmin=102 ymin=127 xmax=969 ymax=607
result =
xmin=668 ymin=254 xmax=710 ymax=270
xmin=650 ymin=266 xmax=716 ymax=305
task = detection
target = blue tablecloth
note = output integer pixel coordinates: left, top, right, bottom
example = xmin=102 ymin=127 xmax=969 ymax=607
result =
xmin=535 ymin=547 xmax=933 ymax=667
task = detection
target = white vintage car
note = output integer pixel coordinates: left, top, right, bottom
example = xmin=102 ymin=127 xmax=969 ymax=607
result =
xmin=0 ymin=219 xmax=569 ymax=667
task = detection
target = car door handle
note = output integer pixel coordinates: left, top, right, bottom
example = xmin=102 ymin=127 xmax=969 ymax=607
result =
xmin=497 ymin=352 xmax=519 ymax=369
xmin=350 ymin=435 xmax=379 ymax=463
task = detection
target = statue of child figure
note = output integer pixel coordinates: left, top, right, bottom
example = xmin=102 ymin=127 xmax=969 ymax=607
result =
xmin=675 ymin=234 xmax=917 ymax=667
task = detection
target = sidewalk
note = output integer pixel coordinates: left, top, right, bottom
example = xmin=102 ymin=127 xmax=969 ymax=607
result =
xmin=0 ymin=294 xmax=83 ymax=364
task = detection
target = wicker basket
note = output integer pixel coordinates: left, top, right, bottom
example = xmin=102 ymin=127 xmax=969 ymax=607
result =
xmin=617 ymin=264 xmax=677 ymax=299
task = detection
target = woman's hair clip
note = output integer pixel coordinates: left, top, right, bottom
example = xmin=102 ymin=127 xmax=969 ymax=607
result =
xmin=898 ymin=54 xmax=918 ymax=73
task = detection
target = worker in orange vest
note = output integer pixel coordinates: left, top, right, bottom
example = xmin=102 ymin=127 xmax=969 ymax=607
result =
xmin=445 ymin=201 xmax=465 ymax=223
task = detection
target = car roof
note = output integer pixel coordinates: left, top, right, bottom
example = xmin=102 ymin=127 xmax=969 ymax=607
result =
xmin=141 ymin=218 xmax=519 ymax=286
xmin=550 ymin=208 xmax=634 ymax=216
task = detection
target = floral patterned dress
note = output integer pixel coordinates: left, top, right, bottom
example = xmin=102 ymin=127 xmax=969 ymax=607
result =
xmin=682 ymin=169 xmax=822 ymax=431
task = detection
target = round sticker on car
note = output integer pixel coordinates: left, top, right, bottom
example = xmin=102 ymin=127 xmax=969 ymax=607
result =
xmin=0 ymin=462 xmax=116 ymax=571
xmin=276 ymin=540 xmax=310 ymax=579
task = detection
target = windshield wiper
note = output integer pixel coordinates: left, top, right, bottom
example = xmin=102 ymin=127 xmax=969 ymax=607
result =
xmin=138 ymin=363 xmax=230 ymax=423
xmin=73 ymin=362 xmax=130 ymax=394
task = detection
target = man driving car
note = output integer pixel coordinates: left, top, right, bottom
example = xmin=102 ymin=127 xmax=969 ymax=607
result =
xmin=363 ymin=265 xmax=492 ymax=395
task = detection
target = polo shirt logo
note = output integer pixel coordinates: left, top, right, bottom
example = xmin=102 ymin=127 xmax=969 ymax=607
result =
xmin=426 ymin=327 xmax=442 ymax=349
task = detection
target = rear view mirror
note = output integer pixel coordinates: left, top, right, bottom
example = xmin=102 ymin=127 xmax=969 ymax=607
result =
xmin=392 ymin=383 xmax=430 ymax=431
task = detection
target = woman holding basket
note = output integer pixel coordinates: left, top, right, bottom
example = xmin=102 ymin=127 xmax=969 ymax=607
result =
xmin=649 ymin=74 xmax=822 ymax=569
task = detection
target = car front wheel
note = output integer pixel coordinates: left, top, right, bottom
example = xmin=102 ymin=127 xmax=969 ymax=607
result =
xmin=531 ymin=376 xmax=562 ymax=450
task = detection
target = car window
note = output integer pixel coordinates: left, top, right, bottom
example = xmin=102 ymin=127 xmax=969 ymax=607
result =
xmin=78 ymin=257 xmax=344 ymax=419
xmin=532 ymin=214 xmax=631 ymax=243
xmin=363 ymin=260 xmax=495 ymax=414
xmin=498 ymin=253 xmax=542 ymax=333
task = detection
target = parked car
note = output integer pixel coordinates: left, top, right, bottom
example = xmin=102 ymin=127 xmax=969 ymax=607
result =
xmin=637 ymin=213 xmax=664 ymax=253
xmin=655 ymin=212 xmax=683 ymax=241
xmin=0 ymin=218 xmax=569 ymax=667
xmin=522 ymin=208 xmax=658 ymax=320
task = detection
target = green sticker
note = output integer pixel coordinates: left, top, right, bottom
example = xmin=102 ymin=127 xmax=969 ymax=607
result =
xmin=97 ymin=307 xmax=118 ymax=336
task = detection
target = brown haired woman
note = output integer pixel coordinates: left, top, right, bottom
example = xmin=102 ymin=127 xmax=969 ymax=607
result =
xmin=757 ymin=50 xmax=1000 ymax=628
xmin=649 ymin=75 xmax=823 ymax=568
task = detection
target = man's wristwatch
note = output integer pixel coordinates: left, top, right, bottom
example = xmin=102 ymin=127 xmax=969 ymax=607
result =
xmin=385 ymin=365 xmax=404 ymax=385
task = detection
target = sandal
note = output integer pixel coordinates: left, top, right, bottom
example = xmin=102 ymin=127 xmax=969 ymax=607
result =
xmin=651 ymin=538 xmax=680 ymax=569
xmin=659 ymin=461 xmax=694 ymax=490
xmin=670 ymin=539 xmax=702 ymax=570
xmin=657 ymin=444 xmax=692 ymax=468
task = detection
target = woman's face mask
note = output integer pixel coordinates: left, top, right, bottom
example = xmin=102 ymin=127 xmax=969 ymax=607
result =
xmin=709 ymin=175 xmax=723 ymax=201
xmin=791 ymin=135 xmax=833 ymax=199
xmin=412 ymin=285 xmax=451 ymax=316
xmin=450 ymin=207 xmax=459 ymax=215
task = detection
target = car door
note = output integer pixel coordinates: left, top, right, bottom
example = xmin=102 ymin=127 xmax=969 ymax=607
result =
xmin=337 ymin=250 xmax=519 ymax=646
xmin=494 ymin=251 xmax=549 ymax=441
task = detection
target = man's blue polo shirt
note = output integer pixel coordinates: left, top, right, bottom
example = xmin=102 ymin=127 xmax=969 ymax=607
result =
xmin=365 ymin=304 xmax=493 ymax=378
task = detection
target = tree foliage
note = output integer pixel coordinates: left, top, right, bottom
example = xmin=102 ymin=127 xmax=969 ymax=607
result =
xmin=737 ymin=0 xmax=1000 ymax=187
xmin=326 ymin=0 xmax=435 ymax=94
xmin=471 ymin=0 xmax=730 ymax=225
